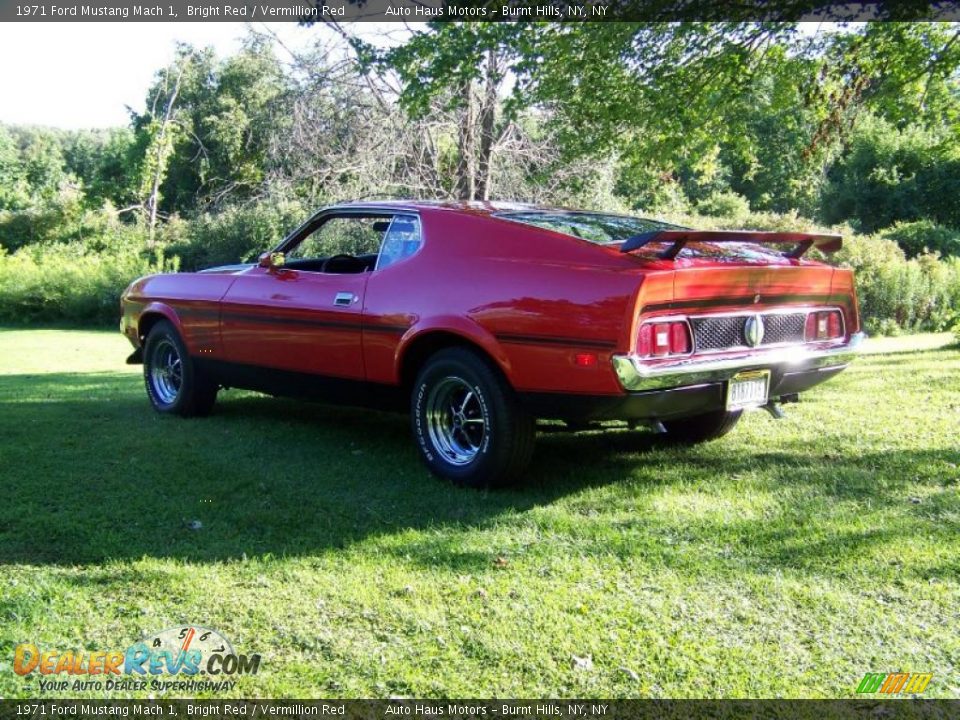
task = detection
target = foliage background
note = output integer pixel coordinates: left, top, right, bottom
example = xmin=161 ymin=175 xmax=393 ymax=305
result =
xmin=0 ymin=23 xmax=958 ymax=333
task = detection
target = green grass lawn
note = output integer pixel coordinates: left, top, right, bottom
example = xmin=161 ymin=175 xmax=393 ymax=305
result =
xmin=0 ymin=328 xmax=957 ymax=699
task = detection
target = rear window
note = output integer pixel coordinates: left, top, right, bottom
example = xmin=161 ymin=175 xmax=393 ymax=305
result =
xmin=497 ymin=210 xmax=789 ymax=262
xmin=496 ymin=211 xmax=680 ymax=245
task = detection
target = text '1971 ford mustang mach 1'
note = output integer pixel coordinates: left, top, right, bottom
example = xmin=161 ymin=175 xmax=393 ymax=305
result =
xmin=121 ymin=201 xmax=863 ymax=487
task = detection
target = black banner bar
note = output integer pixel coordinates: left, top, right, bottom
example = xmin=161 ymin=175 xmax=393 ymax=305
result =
xmin=0 ymin=0 xmax=958 ymax=22
xmin=0 ymin=701 xmax=958 ymax=720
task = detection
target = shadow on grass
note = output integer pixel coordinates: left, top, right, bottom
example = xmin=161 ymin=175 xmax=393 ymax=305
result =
xmin=0 ymin=370 xmax=955 ymax=582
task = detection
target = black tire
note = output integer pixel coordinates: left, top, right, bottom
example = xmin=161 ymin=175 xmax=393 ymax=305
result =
xmin=661 ymin=409 xmax=742 ymax=443
xmin=143 ymin=320 xmax=218 ymax=417
xmin=412 ymin=348 xmax=534 ymax=488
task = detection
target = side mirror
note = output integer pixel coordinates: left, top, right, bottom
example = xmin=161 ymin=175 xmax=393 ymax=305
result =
xmin=258 ymin=251 xmax=285 ymax=269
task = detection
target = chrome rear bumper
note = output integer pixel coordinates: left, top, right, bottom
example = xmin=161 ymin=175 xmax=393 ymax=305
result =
xmin=612 ymin=332 xmax=866 ymax=392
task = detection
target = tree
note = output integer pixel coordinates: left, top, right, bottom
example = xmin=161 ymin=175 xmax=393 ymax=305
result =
xmin=375 ymin=22 xmax=960 ymax=213
xmin=61 ymin=128 xmax=139 ymax=210
xmin=142 ymin=61 xmax=185 ymax=243
xmin=0 ymin=126 xmax=29 ymax=211
xmin=132 ymin=39 xmax=289 ymax=217
xmin=822 ymin=112 xmax=960 ymax=231
xmin=8 ymin=126 xmax=69 ymax=207
xmin=373 ymin=24 xmax=525 ymax=200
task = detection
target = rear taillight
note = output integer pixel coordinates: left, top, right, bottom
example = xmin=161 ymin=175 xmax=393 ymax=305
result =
xmin=638 ymin=320 xmax=691 ymax=357
xmin=805 ymin=310 xmax=844 ymax=342
xmin=670 ymin=323 xmax=690 ymax=354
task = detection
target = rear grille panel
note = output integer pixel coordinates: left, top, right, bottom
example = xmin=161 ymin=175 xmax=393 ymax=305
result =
xmin=761 ymin=313 xmax=806 ymax=345
xmin=691 ymin=316 xmax=746 ymax=351
xmin=690 ymin=312 xmax=808 ymax=353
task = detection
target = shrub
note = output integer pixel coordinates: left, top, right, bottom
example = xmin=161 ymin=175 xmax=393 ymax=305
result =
xmin=0 ymin=198 xmax=140 ymax=252
xmin=694 ymin=191 xmax=751 ymax=219
xmin=0 ymin=238 xmax=176 ymax=325
xmin=834 ymin=235 xmax=960 ymax=334
xmin=659 ymin=209 xmax=833 ymax=234
xmin=880 ymin=220 xmax=960 ymax=259
xmin=167 ymin=200 xmax=307 ymax=271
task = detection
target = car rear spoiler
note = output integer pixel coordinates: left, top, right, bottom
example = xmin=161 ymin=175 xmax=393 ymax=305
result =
xmin=620 ymin=230 xmax=843 ymax=260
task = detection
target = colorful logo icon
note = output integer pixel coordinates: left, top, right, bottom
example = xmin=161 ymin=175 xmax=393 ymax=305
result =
xmin=856 ymin=672 xmax=933 ymax=694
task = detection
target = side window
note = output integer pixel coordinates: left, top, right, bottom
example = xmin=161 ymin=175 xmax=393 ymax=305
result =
xmin=376 ymin=216 xmax=422 ymax=271
xmin=289 ymin=217 xmax=385 ymax=263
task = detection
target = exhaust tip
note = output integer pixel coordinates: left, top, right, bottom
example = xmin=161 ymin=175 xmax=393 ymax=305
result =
xmin=762 ymin=402 xmax=786 ymax=420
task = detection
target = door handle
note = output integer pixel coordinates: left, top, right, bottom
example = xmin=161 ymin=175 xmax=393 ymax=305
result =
xmin=334 ymin=292 xmax=357 ymax=307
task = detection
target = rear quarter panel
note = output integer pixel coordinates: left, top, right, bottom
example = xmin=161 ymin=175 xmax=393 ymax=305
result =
xmin=363 ymin=210 xmax=645 ymax=395
xmin=830 ymin=266 xmax=861 ymax=335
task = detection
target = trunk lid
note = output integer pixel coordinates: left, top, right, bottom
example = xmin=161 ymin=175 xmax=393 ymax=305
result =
xmin=619 ymin=231 xmax=845 ymax=317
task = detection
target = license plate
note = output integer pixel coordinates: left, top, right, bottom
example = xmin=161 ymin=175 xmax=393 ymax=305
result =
xmin=726 ymin=370 xmax=770 ymax=410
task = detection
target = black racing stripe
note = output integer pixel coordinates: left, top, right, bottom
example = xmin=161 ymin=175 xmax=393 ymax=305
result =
xmin=220 ymin=310 xmax=361 ymax=331
xmin=219 ymin=309 xmax=408 ymax=334
xmin=364 ymin=324 xmax=409 ymax=334
xmin=496 ymin=333 xmax=617 ymax=350
xmin=174 ymin=306 xmax=220 ymax=320
xmin=642 ymin=293 xmax=846 ymax=314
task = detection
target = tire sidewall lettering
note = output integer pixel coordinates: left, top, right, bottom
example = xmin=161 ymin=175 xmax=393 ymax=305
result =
xmin=415 ymin=365 xmax=490 ymax=470
xmin=473 ymin=384 xmax=491 ymax=456
xmin=414 ymin=381 xmax=434 ymax=462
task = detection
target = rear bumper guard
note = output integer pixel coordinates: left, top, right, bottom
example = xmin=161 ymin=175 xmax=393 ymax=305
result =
xmin=612 ymin=332 xmax=866 ymax=392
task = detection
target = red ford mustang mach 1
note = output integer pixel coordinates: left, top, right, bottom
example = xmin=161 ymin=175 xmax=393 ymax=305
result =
xmin=121 ymin=201 xmax=863 ymax=487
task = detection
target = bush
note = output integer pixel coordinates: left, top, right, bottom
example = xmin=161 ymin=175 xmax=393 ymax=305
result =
xmin=660 ymin=208 xmax=831 ymax=234
xmin=0 ymin=199 xmax=311 ymax=326
xmin=167 ymin=200 xmax=307 ymax=271
xmin=0 ymin=238 xmax=176 ymax=325
xmin=834 ymin=235 xmax=960 ymax=334
xmin=0 ymin=197 xmax=140 ymax=252
xmin=694 ymin=190 xmax=751 ymax=219
xmin=879 ymin=220 xmax=960 ymax=259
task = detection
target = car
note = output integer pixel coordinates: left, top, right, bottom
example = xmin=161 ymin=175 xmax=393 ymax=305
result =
xmin=121 ymin=201 xmax=864 ymax=487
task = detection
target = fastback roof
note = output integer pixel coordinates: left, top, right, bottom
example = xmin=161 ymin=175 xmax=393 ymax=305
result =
xmin=332 ymin=199 xmax=546 ymax=215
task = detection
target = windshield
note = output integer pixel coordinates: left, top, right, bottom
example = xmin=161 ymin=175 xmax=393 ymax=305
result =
xmin=496 ymin=211 xmax=682 ymax=245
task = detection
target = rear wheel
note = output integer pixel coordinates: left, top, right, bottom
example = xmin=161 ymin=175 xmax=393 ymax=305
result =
xmin=143 ymin=320 xmax=218 ymax=417
xmin=412 ymin=348 xmax=534 ymax=488
xmin=661 ymin=409 xmax=742 ymax=443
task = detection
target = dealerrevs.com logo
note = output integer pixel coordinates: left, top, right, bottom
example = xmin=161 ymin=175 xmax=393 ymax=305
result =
xmin=14 ymin=626 xmax=261 ymax=693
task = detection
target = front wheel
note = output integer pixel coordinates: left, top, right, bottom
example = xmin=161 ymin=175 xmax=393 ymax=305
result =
xmin=143 ymin=320 xmax=218 ymax=417
xmin=412 ymin=348 xmax=534 ymax=488
xmin=661 ymin=409 xmax=742 ymax=443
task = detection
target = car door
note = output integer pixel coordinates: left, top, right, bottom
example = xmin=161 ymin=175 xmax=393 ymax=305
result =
xmin=219 ymin=214 xmax=385 ymax=380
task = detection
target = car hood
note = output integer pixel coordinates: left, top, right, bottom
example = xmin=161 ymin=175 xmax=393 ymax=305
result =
xmin=198 ymin=263 xmax=256 ymax=275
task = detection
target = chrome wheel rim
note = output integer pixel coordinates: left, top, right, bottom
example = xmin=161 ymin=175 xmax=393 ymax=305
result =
xmin=149 ymin=338 xmax=183 ymax=405
xmin=425 ymin=376 xmax=486 ymax=466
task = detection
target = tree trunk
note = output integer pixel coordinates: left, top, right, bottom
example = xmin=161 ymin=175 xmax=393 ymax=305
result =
xmin=476 ymin=50 xmax=499 ymax=201
xmin=145 ymin=66 xmax=183 ymax=247
xmin=456 ymin=78 xmax=477 ymax=200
